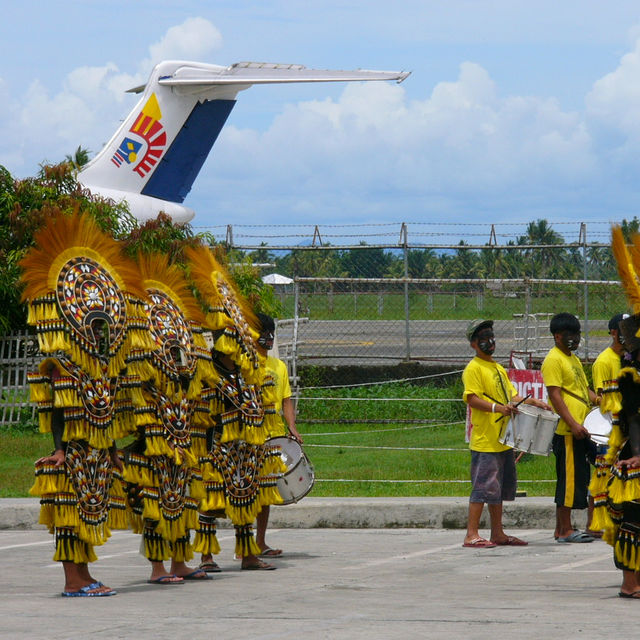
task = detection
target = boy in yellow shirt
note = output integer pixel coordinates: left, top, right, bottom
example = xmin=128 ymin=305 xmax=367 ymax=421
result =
xmin=255 ymin=314 xmax=303 ymax=557
xmin=462 ymin=319 xmax=550 ymax=548
xmin=541 ymin=312 xmax=599 ymax=543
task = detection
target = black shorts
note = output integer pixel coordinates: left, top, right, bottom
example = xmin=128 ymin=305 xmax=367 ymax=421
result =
xmin=552 ymin=433 xmax=590 ymax=509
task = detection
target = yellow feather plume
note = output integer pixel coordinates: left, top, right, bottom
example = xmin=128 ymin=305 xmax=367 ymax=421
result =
xmin=184 ymin=245 xmax=258 ymax=330
xmin=136 ymin=252 xmax=205 ymax=325
xmin=19 ymin=209 xmax=148 ymax=302
xmin=612 ymin=225 xmax=640 ymax=313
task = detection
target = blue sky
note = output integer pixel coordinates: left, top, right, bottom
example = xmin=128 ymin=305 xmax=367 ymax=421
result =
xmin=2 ymin=1 xmax=640 ymax=242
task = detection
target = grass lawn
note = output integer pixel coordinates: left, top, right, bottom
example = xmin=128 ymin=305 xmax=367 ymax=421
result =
xmin=279 ymin=288 xmax=626 ymax=322
xmin=0 ymin=382 xmax=557 ymax=499
xmin=298 ymin=383 xmax=556 ymax=497
xmin=1 ymin=430 xmax=51 ymax=497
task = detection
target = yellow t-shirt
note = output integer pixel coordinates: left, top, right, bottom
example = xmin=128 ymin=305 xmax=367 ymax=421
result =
xmin=592 ymin=346 xmax=622 ymax=415
xmin=462 ymin=356 xmax=517 ymax=452
xmin=541 ymin=346 xmax=590 ymax=435
xmin=263 ymin=356 xmax=292 ymax=437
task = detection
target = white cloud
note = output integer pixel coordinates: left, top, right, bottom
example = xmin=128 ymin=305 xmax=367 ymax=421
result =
xmin=143 ymin=17 xmax=223 ymax=71
xmin=5 ymin=15 xmax=640 ymax=226
xmin=2 ymin=18 xmax=224 ymax=174
xmin=586 ymin=38 xmax=640 ymax=136
xmin=208 ymin=60 xmax=595 ymax=204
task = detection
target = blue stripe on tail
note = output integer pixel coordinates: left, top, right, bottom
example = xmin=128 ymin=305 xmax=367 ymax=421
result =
xmin=142 ymin=99 xmax=236 ymax=203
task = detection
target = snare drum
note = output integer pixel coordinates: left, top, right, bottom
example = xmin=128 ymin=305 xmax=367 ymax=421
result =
xmin=267 ymin=436 xmax=315 ymax=505
xmin=500 ymin=404 xmax=559 ymax=456
xmin=584 ymin=407 xmax=612 ymax=446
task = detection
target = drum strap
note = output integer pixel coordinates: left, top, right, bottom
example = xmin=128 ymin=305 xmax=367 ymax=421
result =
xmin=560 ymin=386 xmax=590 ymax=407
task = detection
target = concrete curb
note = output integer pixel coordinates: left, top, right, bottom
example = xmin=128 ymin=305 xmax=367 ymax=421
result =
xmin=0 ymin=496 xmax=583 ymax=531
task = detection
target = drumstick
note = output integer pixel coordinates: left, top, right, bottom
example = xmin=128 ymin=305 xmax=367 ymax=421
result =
xmin=514 ymin=394 xmax=531 ymax=408
xmin=494 ymin=394 xmax=531 ymax=422
xmin=483 ymin=392 xmax=503 ymax=405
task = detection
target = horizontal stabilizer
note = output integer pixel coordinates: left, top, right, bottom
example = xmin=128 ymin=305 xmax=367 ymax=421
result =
xmin=127 ymin=61 xmax=410 ymax=93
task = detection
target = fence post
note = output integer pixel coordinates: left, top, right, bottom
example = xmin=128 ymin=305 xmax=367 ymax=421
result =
xmin=580 ymin=223 xmax=589 ymax=360
xmin=401 ymin=223 xmax=411 ymax=361
xmin=292 ymin=280 xmax=300 ymax=401
xmin=524 ymin=280 xmax=531 ymax=352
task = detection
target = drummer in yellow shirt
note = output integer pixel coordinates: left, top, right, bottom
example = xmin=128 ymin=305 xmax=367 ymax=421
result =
xmin=255 ymin=314 xmax=303 ymax=557
xmin=541 ymin=312 xmax=600 ymax=543
xmin=592 ymin=313 xmax=627 ymax=407
xmin=462 ymin=319 xmax=551 ymax=548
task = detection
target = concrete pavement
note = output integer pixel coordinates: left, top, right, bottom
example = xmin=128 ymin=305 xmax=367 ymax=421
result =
xmin=0 ymin=524 xmax=625 ymax=640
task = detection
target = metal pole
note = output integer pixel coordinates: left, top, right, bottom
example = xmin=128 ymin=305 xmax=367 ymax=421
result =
xmin=581 ymin=223 xmax=589 ymax=359
xmin=401 ymin=223 xmax=411 ymax=361
xmin=524 ymin=280 xmax=531 ymax=353
xmin=292 ymin=280 xmax=300 ymax=402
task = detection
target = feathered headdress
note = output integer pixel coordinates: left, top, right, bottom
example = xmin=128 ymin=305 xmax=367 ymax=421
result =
xmin=185 ymin=245 xmax=262 ymax=379
xmin=133 ymin=251 xmax=215 ymax=393
xmin=20 ymin=209 xmax=150 ymax=377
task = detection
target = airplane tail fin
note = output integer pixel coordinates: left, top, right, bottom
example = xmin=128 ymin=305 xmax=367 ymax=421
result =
xmin=78 ymin=60 xmax=410 ymax=220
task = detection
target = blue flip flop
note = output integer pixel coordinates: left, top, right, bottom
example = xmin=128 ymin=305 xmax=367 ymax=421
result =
xmin=181 ymin=569 xmax=211 ymax=581
xmin=61 ymin=582 xmax=117 ymax=597
xmin=557 ymin=530 xmax=594 ymax=543
xmin=147 ymin=574 xmax=184 ymax=585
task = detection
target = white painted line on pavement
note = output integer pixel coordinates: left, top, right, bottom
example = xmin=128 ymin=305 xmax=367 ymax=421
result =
xmin=0 ymin=540 xmax=51 ymax=551
xmin=540 ymin=551 xmax=612 ymax=572
xmin=345 ymin=542 xmax=462 ymax=570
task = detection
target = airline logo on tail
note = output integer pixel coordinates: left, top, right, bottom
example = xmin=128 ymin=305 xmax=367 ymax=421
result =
xmin=111 ymin=93 xmax=167 ymax=178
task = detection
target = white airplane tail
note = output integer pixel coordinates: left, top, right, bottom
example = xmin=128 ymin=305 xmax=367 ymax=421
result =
xmin=78 ymin=60 xmax=410 ymax=223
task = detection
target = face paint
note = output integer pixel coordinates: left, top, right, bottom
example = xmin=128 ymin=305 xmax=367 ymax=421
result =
xmin=258 ymin=331 xmax=274 ymax=350
xmin=560 ymin=331 xmax=580 ymax=351
xmin=475 ymin=331 xmax=495 ymax=355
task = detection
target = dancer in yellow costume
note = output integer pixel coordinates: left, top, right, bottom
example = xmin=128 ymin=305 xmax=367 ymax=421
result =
xmin=587 ymin=313 xmax=626 ymax=537
xmin=20 ymin=210 xmax=149 ymax=597
xmin=186 ymin=246 xmax=285 ymax=571
xmin=597 ymin=228 xmax=640 ymax=598
xmin=123 ymin=252 xmax=216 ymax=584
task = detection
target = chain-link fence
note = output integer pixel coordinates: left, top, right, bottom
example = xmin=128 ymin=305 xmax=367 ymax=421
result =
xmin=206 ymin=220 xmax=627 ymax=380
xmin=274 ymin=278 xmax=620 ymax=370
xmin=0 ymin=220 xmax=629 ymax=423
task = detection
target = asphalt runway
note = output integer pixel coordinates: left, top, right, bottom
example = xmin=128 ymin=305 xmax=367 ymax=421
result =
xmin=0 ymin=527 xmax=630 ymax=640
xmin=278 ymin=319 xmax=609 ymax=366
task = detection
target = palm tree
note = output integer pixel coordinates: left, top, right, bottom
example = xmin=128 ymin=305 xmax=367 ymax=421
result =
xmin=65 ymin=146 xmax=91 ymax=170
xmin=518 ymin=219 xmax=565 ymax=278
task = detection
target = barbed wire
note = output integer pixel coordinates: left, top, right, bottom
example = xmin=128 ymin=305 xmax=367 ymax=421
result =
xmin=193 ymin=220 xmax=617 ymax=246
xmin=195 ymin=220 xmax=615 ymax=229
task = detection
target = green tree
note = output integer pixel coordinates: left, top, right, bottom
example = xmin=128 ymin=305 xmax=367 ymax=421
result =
xmin=0 ymin=162 xmax=136 ymax=332
xmin=517 ymin=219 xmax=566 ymax=278
xmin=620 ymin=216 xmax=640 ymax=241
xmin=340 ymin=244 xmax=392 ymax=278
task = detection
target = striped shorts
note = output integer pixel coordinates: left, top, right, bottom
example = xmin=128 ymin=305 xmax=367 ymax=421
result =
xmin=552 ymin=433 xmax=590 ymax=509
